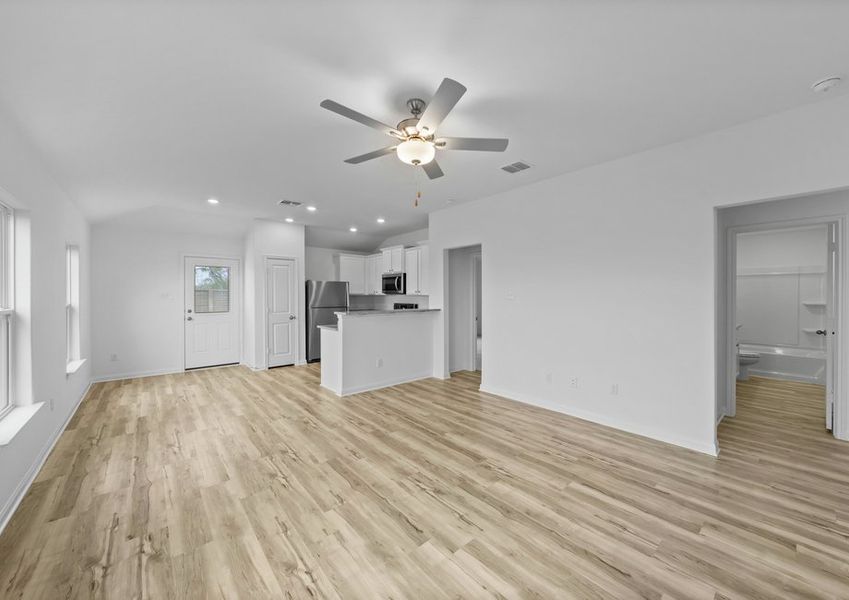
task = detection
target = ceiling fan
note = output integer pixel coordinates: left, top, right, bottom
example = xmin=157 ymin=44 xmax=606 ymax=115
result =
xmin=320 ymin=78 xmax=508 ymax=180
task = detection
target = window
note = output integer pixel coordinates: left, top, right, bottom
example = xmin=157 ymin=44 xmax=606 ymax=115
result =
xmin=65 ymin=244 xmax=81 ymax=373
xmin=194 ymin=265 xmax=230 ymax=313
xmin=0 ymin=204 xmax=12 ymax=419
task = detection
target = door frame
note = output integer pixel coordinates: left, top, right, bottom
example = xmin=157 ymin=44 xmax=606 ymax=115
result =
xmin=723 ymin=215 xmax=844 ymax=438
xmin=181 ymin=254 xmax=242 ymax=371
xmin=263 ymin=255 xmax=301 ymax=369
xmin=470 ymin=252 xmax=482 ymax=371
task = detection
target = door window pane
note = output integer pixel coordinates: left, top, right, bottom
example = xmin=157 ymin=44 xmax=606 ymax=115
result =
xmin=194 ymin=266 xmax=230 ymax=313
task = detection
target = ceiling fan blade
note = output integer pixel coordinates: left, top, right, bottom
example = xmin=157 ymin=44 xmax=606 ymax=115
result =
xmin=320 ymin=99 xmax=403 ymax=138
xmin=422 ymin=160 xmax=444 ymax=180
xmin=344 ymin=146 xmax=397 ymax=164
xmin=435 ymin=137 xmax=509 ymax=152
xmin=416 ymin=78 xmax=467 ymax=136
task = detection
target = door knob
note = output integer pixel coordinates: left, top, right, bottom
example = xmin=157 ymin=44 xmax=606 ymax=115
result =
xmin=289 ymin=314 xmax=296 ymax=320
xmin=816 ymin=329 xmax=827 ymax=335
xmin=187 ymin=316 xmax=193 ymax=321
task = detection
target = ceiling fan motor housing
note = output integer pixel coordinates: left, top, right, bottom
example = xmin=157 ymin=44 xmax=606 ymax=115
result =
xmin=397 ymin=117 xmax=423 ymax=137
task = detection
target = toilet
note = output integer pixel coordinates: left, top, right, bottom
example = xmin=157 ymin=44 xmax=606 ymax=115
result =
xmin=737 ymin=350 xmax=760 ymax=381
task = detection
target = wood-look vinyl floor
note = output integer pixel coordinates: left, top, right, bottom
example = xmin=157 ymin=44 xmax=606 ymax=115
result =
xmin=1 ymin=367 xmax=848 ymax=599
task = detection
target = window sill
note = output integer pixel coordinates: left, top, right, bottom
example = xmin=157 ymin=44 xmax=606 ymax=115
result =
xmin=66 ymin=358 xmax=87 ymax=375
xmin=0 ymin=403 xmax=45 ymax=446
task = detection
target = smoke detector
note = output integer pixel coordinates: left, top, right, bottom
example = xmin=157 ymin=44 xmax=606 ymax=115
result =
xmin=811 ymin=77 xmax=841 ymax=94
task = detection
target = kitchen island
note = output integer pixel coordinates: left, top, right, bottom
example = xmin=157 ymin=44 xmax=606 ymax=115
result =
xmin=319 ymin=309 xmax=439 ymax=396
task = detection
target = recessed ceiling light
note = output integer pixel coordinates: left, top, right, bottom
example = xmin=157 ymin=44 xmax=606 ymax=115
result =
xmin=285 ymin=217 xmax=294 ymax=223
xmin=376 ymin=217 xmax=385 ymax=224
xmin=306 ymin=205 xmax=317 ymax=212
xmin=812 ymin=76 xmax=842 ymax=93
xmin=207 ymin=198 xmax=219 ymax=205
xmin=349 ymin=226 xmax=358 ymax=233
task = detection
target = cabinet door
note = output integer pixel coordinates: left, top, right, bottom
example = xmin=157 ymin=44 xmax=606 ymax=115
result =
xmin=339 ymin=255 xmax=365 ymax=294
xmin=381 ymin=250 xmax=392 ymax=274
xmin=418 ymin=246 xmax=429 ymax=296
xmin=405 ymin=248 xmax=419 ymax=294
xmin=372 ymin=254 xmax=384 ymax=294
xmin=391 ymin=247 xmax=405 ymax=272
xmin=364 ymin=256 xmax=374 ymax=294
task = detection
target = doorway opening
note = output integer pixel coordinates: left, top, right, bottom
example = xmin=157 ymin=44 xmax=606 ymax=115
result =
xmin=447 ymin=244 xmax=482 ymax=375
xmin=473 ymin=252 xmax=482 ymax=371
xmin=184 ymin=256 xmax=241 ymax=370
xmin=723 ymin=221 xmax=840 ymax=438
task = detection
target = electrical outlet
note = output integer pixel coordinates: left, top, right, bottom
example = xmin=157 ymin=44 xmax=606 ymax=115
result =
xmin=569 ymin=376 xmax=578 ymax=389
xmin=545 ymin=372 xmax=552 ymax=384
xmin=376 ymin=357 xmax=383 ymax=368
xmin=611 ymin=383 xmax=619 ymax=396
xmin=110 ymin=353 xmax=119 ymax=362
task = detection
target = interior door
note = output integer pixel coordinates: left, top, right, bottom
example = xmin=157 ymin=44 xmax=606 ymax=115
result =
xmin=184 ymin=257 xmax=240 ymax=369
xmin=825 ymin=222 xmax=839 ymax=430
xmin=267 ymin=257 xmax=298 ymax=368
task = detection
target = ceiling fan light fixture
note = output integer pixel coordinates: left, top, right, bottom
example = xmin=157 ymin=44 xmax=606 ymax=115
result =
xmin=396 ymin=137 xmax=435 ymax=166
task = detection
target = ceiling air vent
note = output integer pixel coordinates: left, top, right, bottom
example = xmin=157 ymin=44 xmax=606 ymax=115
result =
xmin=501 ymin=161 xmax=531 ymax=174
xmin=278 ymin=199 xmax=302 ymax=206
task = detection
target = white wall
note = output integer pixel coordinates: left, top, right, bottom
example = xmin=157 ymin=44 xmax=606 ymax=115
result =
xmin=448 ymin=245 xmax=480 ymax=373
xmin=244 ymin=219 xmax=306 ymax=369
xmin=738 ymin=227 xmax=827 ymax=270
xmin=736 ymin=226 xmax=827 ymax=350
xmin=305 ymin=246 xmax=364 ymax=281
xmin=0 ymin=110 xmax=91 ymax=530
xmin=379 ymin=228 xmax=428 ymax=248
xmin=429 ymin=94 xmax=849 ymax=456
xmin=91 ymin=225 xmax=243 ymax=380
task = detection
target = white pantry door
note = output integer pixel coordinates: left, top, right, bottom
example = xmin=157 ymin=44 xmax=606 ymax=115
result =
xmin=184 ymin=257 xmax=240 ymax=369
xmin=266 ymin=258 xmax=298 ymax=367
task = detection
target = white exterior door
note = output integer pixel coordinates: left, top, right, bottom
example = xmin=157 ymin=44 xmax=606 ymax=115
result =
xmin=825 ymin=223 xmax=839 ymax=430
xmin=184 ymin=257 xmax=240 ymax=369
xmin=267 ymin=258 xmax=298 ymax=368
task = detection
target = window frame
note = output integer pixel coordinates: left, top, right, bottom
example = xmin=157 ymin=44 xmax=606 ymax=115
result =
xmin=65 ymin=244 xmax=81 ymax=372
xmin=0 ymin=203 xmax=13 ymax=420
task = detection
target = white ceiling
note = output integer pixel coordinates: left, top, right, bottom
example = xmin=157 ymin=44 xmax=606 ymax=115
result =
xmin=0 ymin=1 xmax=847 ymax=249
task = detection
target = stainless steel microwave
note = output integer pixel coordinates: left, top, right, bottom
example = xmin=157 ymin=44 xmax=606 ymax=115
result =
xmin=382 ymin=273 xmax=406 ymax=294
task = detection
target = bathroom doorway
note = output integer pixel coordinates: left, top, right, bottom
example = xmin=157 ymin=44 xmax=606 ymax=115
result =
xmin=725 ymin=220 xmax=840 ymax=434
xmin=447 ymin=244 xmax=482 ymax=375
xmin=473 ymin=252 xmax=482 ymax=371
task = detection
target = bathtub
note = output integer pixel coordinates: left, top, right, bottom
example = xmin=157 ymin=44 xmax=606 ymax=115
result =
xmin=739 ymin=344 xmax=826 ymax=384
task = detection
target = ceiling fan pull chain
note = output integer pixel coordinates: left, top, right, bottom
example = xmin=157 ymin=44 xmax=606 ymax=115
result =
xmin=412 ymin=167 xmax=421 ymax=208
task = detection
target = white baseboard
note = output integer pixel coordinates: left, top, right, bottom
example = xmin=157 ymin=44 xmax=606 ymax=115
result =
xmin=92 ymin=367 xmax=183 ymax=383
xmin=339 ymin=372 xmax=434 ymax=396
xmin=479 ymin=384 xmax=719 ymax=457
xmin=0 ymin=380 xmax=92 ymax=536
xmin=747 ymin=369 xmax=824 ymax=385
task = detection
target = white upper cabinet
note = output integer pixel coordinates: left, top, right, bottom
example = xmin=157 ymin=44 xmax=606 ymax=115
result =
xmin=337 ymin=254 xmax=366 ymax=294
xmin=365 ymin=254 xmax=383 ymax=295
xmin=404 ymin=245 xmax=429 ymax=295
xmin=381 ymin=245 xmax=405 ymax=274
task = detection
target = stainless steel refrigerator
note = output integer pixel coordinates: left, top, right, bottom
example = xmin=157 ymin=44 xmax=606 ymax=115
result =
xmin=306 ymin=280 xmax=349 ymax=362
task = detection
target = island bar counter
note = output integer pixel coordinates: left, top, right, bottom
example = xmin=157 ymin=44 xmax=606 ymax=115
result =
xmin=319 ymin=309 xmax=440 ymax=396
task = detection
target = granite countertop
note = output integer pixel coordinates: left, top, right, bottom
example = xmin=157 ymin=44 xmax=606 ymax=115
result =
xmin=335 ymin=309 xmax=441 ymax=317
